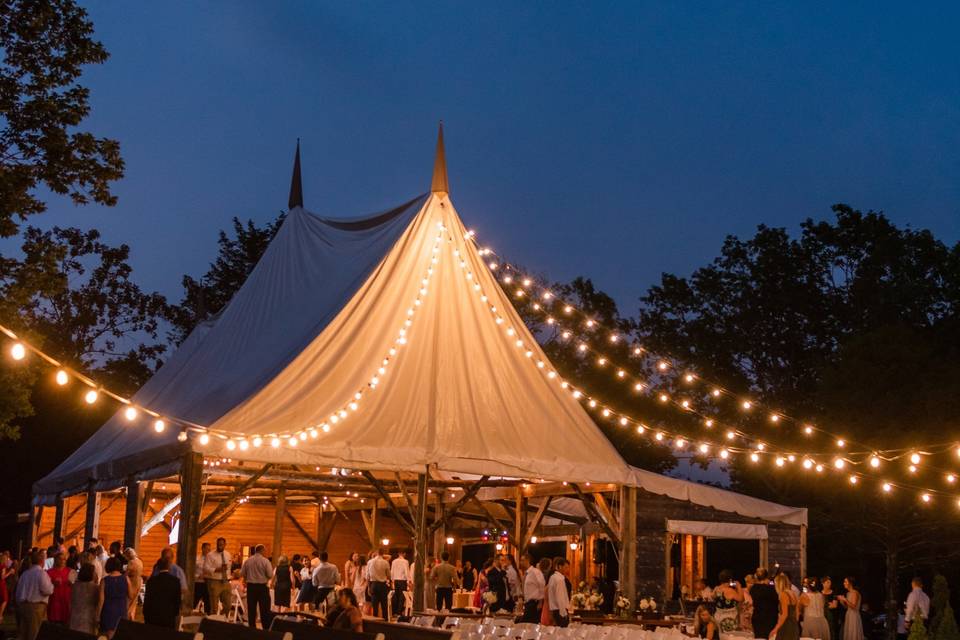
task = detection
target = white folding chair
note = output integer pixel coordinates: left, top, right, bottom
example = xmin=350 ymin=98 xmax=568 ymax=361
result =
xmin=178 ymin=614 xmax=204 ymax=631
xmin=228 ymin=588 xmax=245 ymax=623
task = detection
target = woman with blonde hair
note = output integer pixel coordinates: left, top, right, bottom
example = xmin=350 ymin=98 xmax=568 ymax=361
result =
xmin=690 ymin=605 xmax=719 ymax=640
xmin=770 ymin=573 xmax=800 ymax=640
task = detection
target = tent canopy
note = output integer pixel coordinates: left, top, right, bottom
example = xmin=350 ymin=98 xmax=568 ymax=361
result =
xmin=35 ymin=189 xmax=636 ymax=501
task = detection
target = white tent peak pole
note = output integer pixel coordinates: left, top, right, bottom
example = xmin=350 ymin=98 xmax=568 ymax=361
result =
xmin=431 ymin=121 xmax=449 ymax=195
xmin=288 ymin=138 xmax=304 ymax=210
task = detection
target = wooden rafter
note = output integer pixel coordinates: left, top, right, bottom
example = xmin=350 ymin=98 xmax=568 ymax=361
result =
xmin=570 ymin=483 xmax=620 ymax=545
xmin=197 ymin=464 xmax=272 ymax=535
xmin=141 ymin=496 xmax=181 ymax=537
xmin=523 ymin=496 xmax=553 ymax=548
xmin=394 ymin=472 xmax=418 ymax=525
xmin=429 ymin=476 xmax=488 ymax=534
xmin=361 ymin=471 xmax=416 ymax=536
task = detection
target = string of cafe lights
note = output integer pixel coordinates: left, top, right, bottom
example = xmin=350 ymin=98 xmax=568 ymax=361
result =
xmin=456 ymin=228 xmax=960 ymax=506
xmin=0 ymin=224 xmax=448 ymax=452
xmin=462 ymin=230 xmax=960 ymax=463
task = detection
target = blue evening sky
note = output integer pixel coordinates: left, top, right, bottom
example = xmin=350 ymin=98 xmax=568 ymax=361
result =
xmin=28 ymin=1 xmax=960 ymax=312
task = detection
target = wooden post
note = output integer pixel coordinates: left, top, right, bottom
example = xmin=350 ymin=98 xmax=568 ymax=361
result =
xmin=177 ymin=451 xmax=204 ymax=609
xmin=515 ymin=487 xmax=528 ymax=561
xmin=371 ymin=502 xmax=379 ymax=548
xmin=273 ymin=487 xmax=286 ymax=565
xmin=30 ymin=506 xmax=42 ymax=548
xmin=759 ymin=538 xmax=769 ymax=569
xmin=52 ymin=498 xmax=65 ymax=545
xmin=619 ymin=486 xmax=637 ymax=606
xmin=123 ymin=478 xmax=143 ymax=550
xmin=800 ymin=524 xmax=807 ymax=578
xmin=664 ymin=532 xmax=673 ymax=603
xmin=315 ymin=504 xmax=323 ymax=549
xmin=578 ymin=524 xmax=587 ymax=584
xmin=413 ymin=471 xmax=428 ymax=612
xmin=83 ymin=484 xmax=101 ymax=549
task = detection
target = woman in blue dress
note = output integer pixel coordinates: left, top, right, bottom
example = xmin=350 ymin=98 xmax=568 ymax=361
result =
xmin=98 ymin=557 xmax=133 ymax=638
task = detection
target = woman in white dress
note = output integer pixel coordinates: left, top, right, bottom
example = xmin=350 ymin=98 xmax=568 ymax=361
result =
xmin=837 ymin=577 xmax=864 ymax=640
xmin=352 ymin=552 xmax=368 ymax=607
xmin=800 ymin=578 xmax=831 ymax=640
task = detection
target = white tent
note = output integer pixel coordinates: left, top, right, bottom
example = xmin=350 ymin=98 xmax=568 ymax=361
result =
xmin=35 ymin=128 xmax=635 ymax=502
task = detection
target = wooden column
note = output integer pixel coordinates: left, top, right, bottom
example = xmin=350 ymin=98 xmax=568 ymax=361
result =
xmin=432 ymin=493 xmax=443 ymax=559
xmin=30 ymin=506 xmax=43 ymax=548
xmin=52 ymin=498 xmax=65 ymax=544
xmin=413 ymin=471 xmax=428 ymax=612
xmin=123 ymin=478 xmax=143 ymax=550
xmin=515 ymin=487 xmax=528 ymax=561
xmin=759 ymin=538 xmax=769 ymax=569
xmin=619 ymin=486 xmax=637 ymax=606
xmin=273 ymin=487 xmax=286 ymax=565
xmin=176 ymin=451 xmax=204 ymax=609
xmin=371 ymin=503 xmax=379 ymax=548
xmin=800 ymin=524 xmax=807 ymax=578
xmin=83 ymin=484 xmax=101 ymax=549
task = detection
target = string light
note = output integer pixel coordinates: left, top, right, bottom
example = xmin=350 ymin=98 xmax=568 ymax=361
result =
xmin=84 ymin=390 xmax=98 ymax=404
xmin=55 ymin=369 xmax=69 ymax=386
xmin=10 ymin=343 xmax=26 ymax=360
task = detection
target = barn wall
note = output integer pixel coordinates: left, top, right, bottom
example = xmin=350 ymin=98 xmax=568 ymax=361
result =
xmin=633 ymin=490 xmax=802 ymax=601
xmin=35 ymin=492 xmax=414 ymax=573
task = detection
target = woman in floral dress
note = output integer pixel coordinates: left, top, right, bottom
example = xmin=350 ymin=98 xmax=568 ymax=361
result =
xmin=714 ymin=570 xmax=744 ymax=632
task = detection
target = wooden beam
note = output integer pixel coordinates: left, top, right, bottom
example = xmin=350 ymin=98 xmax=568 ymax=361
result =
xmin=468 ymin=495 xmax=515 ymax=545
xmin=524 ymin=497 xmax=553 ymax=549
xmin=481 ymin=482 xmax=620 ymax=501
xmin=494 ymin=498 xmax=586 ymax=525
xmin=360 ymin=510 xmax=376 ymax=548
xmin=176 ymin=451 xmax=204 ymax=609
xmin=52 ymin=498 xmax=65 ymax=544
xmin=142 ymin=496 xmax=181 ymax=537
xmin=429 ymin=476 xmax=488 ymax=534
xmin=142 ymin=503 xmax=172 ymax=532
xmin=140 ymin=481 xmax=154 ymax=516
xmin=198 ymin=464 xmax=272 ymax=534
xmin=123 ymin=479 xmax=143 ymax=550
xmin=40 ymin=500 xmax=85 ymax=541
xmin=83 ymin=484 xmax=100 ymax=549
xmin=570 ymin=483 xmax=620 ymax=545
xmin=285 ymin=510 xmax=318 ymax=550
xmin=395 ymin=472 xmax=418 ymax=525
xmin=361 ymin=471 xmax=416 ymax=537
xmin=65 ymin=493 xmax=122 ymax=543
xmin=272 ymin=487 xmax=286 ymax=565
xmin=594 ymin=493 xmax=619 ymax=536
xmin=619 ymin=486 xmax=637 ymax=607
xmin=316 ymin=507 xmax=337 ymax=551
xmin=413 ymin=471 xmax=428 ymax=612
xmin=515 ymin=487 xmax=528 ymax=559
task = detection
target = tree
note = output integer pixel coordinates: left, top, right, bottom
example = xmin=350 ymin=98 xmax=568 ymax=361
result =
xmin=931 ymin=575 xmax=960 ymax=640
xmin=910 ymin=614 xmax=930 ymax=640
xmin=0 ymin=226 xmax=168 ymax=439
xmin=168 ymin=214 xmax=284 ymax=343
xmin=636 ymin=204 xmax=960 ymax=640
xmin=0 ymin=0 xmax=124 ymax=238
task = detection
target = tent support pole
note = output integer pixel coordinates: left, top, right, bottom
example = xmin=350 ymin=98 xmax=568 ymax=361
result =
xmin=52 ymin=498 xmax=65 ymax=544
xmin=83 ymin=483 xmax=100 ymax=549
xmin=273 ymin=487 xmax=286 ymax=565
xmin=123 ymin=478 xmax=143 ymax=550
xmin=515 ymin=486 xmax=528 ymax=561
xmin=619 ymin=486 xmax=637 ymax=608
xmin=177 ymin=451 xmax=203 ymax=610
xmin=413 ymin=470 xmax=429 ymax=612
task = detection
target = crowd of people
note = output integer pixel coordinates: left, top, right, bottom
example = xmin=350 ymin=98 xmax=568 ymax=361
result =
xmin=4 ymin=534 xmax=937 ymax=640
xmin=686 ymin=568 xmax=935 ymax=640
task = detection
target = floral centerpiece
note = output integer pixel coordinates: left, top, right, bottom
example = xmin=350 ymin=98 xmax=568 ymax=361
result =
xmin=638 ymin=596 xmax=658 ymax=619
xmin=615 ymin=593 xmax=633 ymax=618
xmin=571 ymin=581 xmax=604 ymax=611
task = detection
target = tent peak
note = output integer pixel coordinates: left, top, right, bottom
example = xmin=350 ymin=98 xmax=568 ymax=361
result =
xmin=288 ymin=139 xmax=304 ymax=209
xmin=431 ymin=122 xmax=449 ymax=195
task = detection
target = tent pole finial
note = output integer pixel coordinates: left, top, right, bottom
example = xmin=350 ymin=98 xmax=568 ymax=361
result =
xmin=431 ymin=122 xmax=449 ymax=195
xmin=288 ymin=139 xmax=304 ymax=209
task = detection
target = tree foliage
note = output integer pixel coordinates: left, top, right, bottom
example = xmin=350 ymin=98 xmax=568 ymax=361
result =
xmin=0 ymin=227 xmax=167 ymax=439
xmin=0 ymin=0 xmax=124 ymax=237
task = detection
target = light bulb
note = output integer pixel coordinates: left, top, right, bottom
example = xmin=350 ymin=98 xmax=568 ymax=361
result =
xmin=271 ymin=438 xmax=281 ymax=448
xmin=199 ymin=433 xmax=210 ymax=446
xmin=870 ymin=456 xmax=881 ymax=468
xmin=836 ymin=439 xmax=845 ymax=448
xmin=910 ymin=452 xmax=921 ymax=465
xmin=239 ymin=440 xmax=249 ymax=451
xmin=55 ymin=369 xmax=69 ymax=386
xmin=849 ymin=475 xmax=858 ymax=485
xmin=446 ymin=537 xmax=455 ymax=545
xmin=921 ymin=493 xmax=931 ymax=503
xmin=124 ymin=406 xmax=137 ymax=421
xmin=84 ymin=389 xmax=98 ymax=404
xmin=569 ymin=542 xmax=578 ymax=551
xmin=10 ymin=343 xmax=26 ymax=360
xmin=815 ymin=464 xmax=824 ymax=473
xmin=153 ymin=419 xmax=165 ymax=433
xmin=804 ymin=426 xmax=814 ymax=435
xmin=750 ymin=453 xmax=759 ymax=463
xmin=288 ymin=437 xmax=298 ymax=447
xmin=882 ymin=482 xmax=893 ymax=493
xmin=381 ymin=538 xmax=390 ymax=546
xmin=711 ymin=389 xmax=721 ymax=397
xmin=496 ymin=543 xmax=504 ymax=551
xmin=948 ymin=474 xmax=957 ymax=484
xmin=253 ymin=436 xmax=263 ymax=447
xmin=719 ymin=449 xmax=729 ymax=459
xmin=741 ymin=400 xmax=752 ymax=410
xmin=770 ymin=414 xmax=780 ymax=423
xmin=834 ymin=459 xmax=845 ymax=469
xmin=530 ymin=536 xmax=538 ymax=544
xmin=775 ymin=457 xmax=785 ymax=467
xmin=177 ymin=431 xmax=188 ymax=442
xmin=803 ymin=459 xmax=813 ymax=470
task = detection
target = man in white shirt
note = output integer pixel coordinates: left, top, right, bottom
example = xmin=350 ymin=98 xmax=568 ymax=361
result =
xmin=202 ymin=537 xmax=232 ymax=615
xmin=241 ymin=545 xmax=274 ymax=629
xmin=390 ymin=550 xmax=411 ymax=618
xmin=366 ymin=549 xmax=391 ymax=619
xmin=15 ymin=550 xmax=54 ymax=640
xmin=194 ymin=542 xmax=211 ymax=612
xmin=905 ymin=577 xmax=931 ymax=628
xmin=548 ymin=558 xmax=570 ymax=627
xmin=311 ymin=551 xmax=341 ymax=608
xmin=521 ymin=555 xmax=548 ymax=622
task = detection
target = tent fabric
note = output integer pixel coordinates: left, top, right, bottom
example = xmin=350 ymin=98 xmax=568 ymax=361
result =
xmin=666 ymin=519 xmax=768 ymax=540
xmin=35 ymin=193 xmax=635 ymax=502
xmin=631 ymin=467 xmax=808 ymax=526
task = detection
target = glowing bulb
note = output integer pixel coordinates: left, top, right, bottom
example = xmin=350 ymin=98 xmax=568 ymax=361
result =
xmin=803 ymin=459 xmax=813 ymax=469
xmin=10 ymin=343 xmax=26 ymax=360
xmin=636 ymin=424 xmax=646 ymax=434
xmin=719 ymin=449 xmax=729 ymax=459
xmin=199 ymin=433 xmax=210 ymax=446
xmin=834 ymin=459 xmax=845 ymax=469
xmin=620 ymin=417 xmax=628 ymax=427
xmin=153 ymin=419 xmax=165 ymax=433
xmin=698 ymin=443 xmax=709 ymax=454
xmin=655 ymin=432 xmax=664 ymax=441
xmin=675 ymin=437 xmax=685 ymax=449
xmin=815 ymin=464 xmax=824 ymax=473
xmin=124 ymin=406 xmax=137 ymax=421
xmin=381 ymin=537 xmax=390 ymax=546
xmin=870 ymin=456 xmax=881 ymax=468
xmin=849 ymin=475 xmax=858 ymax=485
xmin=750 ymin=453 xmax=760 ymax=463
xmin=882 ymin=482 xmax=893 ymax=493
xmin=908 ymin=465 xmax=918 ymax=474
xmin=657 ymin=361 xmax=669 ymax=371
xmin=177 ymin=431 xmax=188 ymax=442
xmin=804 ymin=426 xmax=814 ymax=435
xmin=634 ymin=383 xmax=644 ymax=392
xmin=910 ymin=453 xmax=921 ymax=465
xmin=84 ymin=389 xmax=98 ymax=404
xmin=775 ymin=457 xmax=785 ymax=467
xmin=530 ymin=536 xmax=538 ymax=544
xmin=921 ymin=493 xmax=931 ymax=503
xmin=741 ymin=400 xmax=752 ymax=410
xmin=288 ymin=437 xmax=298 ymax=447
xmin=769 ymin=414 xmax=780 ymax=423
xmin=253 ymin=436 xmax=263 ymax=447
xmin=659 ymin=393 xmax=669 ymax=403
xmin=947 ymin=474 xmax=956 ymax=484
xmin=836 ymin=439 xmax=845 ymax=448
xmin=711 ymin=389 xmax=721 ymax=397
xmin=55 ymin=369 xmax=69 ymax=385
xmin=225 ymin=439 xmax=236 ymax=451
xmin=705 ymin=419 xmax=714 ymax=428
xmin=569 ymin=542 xmax=578 ymax=551
xmin=757 ymin=443 xmax=766 ymax=451
xmin=684 ymin=373 xmax=694 ymax=383
xmin=726 ymin=430 xmax=735 ymax=440
xmin=271 ymin=437 xmax=281 ymax=448
xmin=239 ymin=439 xmax=250 ymax=451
